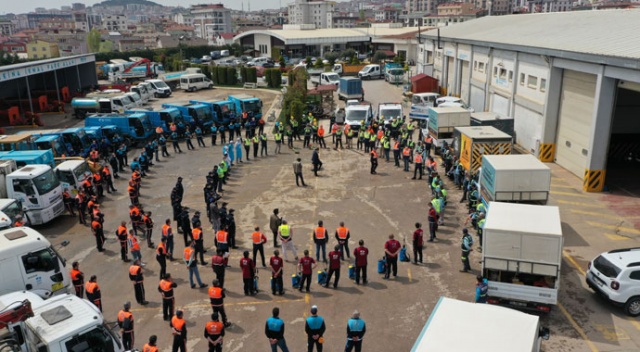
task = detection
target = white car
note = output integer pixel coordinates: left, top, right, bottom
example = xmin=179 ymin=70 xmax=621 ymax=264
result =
xmin=587 ymin=248 xmax=640 ymax=316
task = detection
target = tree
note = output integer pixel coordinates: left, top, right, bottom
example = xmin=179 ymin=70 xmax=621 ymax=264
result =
xmin=278 ymin=55 xmax=286 ymax=68
xmin=323 ymin=52 xmax=339 ymax=65
xmin=359 ymin=9 xmax=366 ymax=21
xmin=305 ymin=56 xmax=313 ymax=69
xmin=373 ymin=50 xmax=388 ymax=64
xmin=314 ymin=57 xmax=324 ymax=69
xmin=87 ymin=29 xmax=101 ymax=53
xmin=99 ymin=40 xmax=114 ymax=53
xmin=342 ymin=49 xmax=357 ymax=60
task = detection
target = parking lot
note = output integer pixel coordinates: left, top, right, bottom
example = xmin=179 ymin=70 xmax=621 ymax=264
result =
xmin=31 ymin=78 xmax=640 ymax=351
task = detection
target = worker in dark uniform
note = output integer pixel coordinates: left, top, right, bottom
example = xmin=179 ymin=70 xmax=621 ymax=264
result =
xmin=354 ymin=240 xmax=369 ymax=285
xmin=265 ymin=307 xmax=290 ymax=352
xmin=475 ymin=275 xmax=489 ymax=303
xmin=70 ymin=261 xmax=84 ymax=298
xmin=260 ymin=133 xmax=268 ymax=156
xmin=413 ymin=222 xmax=424 ymax=264
xmin=208 ymin=279 xmax=232 ymax=328
xmin=270 ymin=250 xmax=285 ymax=295
xmin=192 ymin=224 xmax=207 ymax=266
xmin=460 ymin=228 xmax=474 ymax=273
xmin=117 ymin=302 xmax=135 ymax=351
xmin=129 ymin=259 xmax=148 ymax=305
xmin=345 ymin=310 xmax=366 ymax=352
xmin=142 ymin=335 xmax=158 ymax=352
xmin=63 ymin=188 xmax=75 ymax=216
xmin=159 ymin=135 xmax=170 ymax=157
xmin=171 ymin=130 xmax=183 ymax=153
xmin=156 ymin=237 xmax=168 ymax=280
xmin=144 ymin=211 xmax=154 ymax=248
xmin=269 ymin=208 xmax=282 ymax=248
xmin=204 ymin=312 xmax=225 ymax=352
xmin=239 ymin=251 xmax=257 ymax=296
xmin=116 ymin=221 xmax=130 ymax=262
xmin=370 ymin=149 xmax=378 ymax=175
xmin=170 ymin=310 xmax=187 ymax=352
xmin=211 ymin=249 xmax=226 ymax=288
xmin=178 ymin=207 xmax=191 ymax=246
xmin=383 ymin=234 xmax=401 ymax=279
xmin=85 ymin=275 xmax=102 ymax=312
xmin=227 ymin=209 xmax=237 ymax=249
xmin=324 ymin=245 xmax=341 ymax=289
xmin=298 ymin=250 xmax=317 ymax=293
xmin=159 ymin=273 xmax=177 ymax=321
xmin=75 ymin=190 xmax=87 ymax=225
xmin=252 ymin=134 xmax=260 ymax=158
xmin=91 ymin=214 xmax=105 ymax=252
xmin=305 ymin=305 xmax=326 ymax=352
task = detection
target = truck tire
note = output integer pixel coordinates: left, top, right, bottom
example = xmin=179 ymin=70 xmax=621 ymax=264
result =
xmin=624 ymin=296 xmax=640 ymax=317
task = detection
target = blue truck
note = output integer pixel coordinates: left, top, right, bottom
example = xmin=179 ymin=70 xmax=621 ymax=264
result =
xmin=33 ymin=135 xmax=72 ymax=157
xmin=189 ymin=99 xmax=236 ymax=125
xmin=24 ymin=129 xmax=87 ymax=157
xmin=228 ymin=94 xmax=263 ymax=119
xmin=0 ymin=149 xmax=56 ymax=168
xmin=338 ymin=77 xmax=364 ymax=101
xmin=161 ymin=102 xmax=214 ymax=130
xmin=84 ymin=113 xmax=154 ymax=143
xmin=126 ymin=108 xmax=185 ymax=133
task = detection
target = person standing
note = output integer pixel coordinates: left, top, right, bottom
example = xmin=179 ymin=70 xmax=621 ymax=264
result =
xmin=115 ymin=222 xmax=130 ymax=262
xmin=117 ymin=302 xmax=135 ymax=351
xmin=260 ymin=133 xmax=268 ymax=156
xmin=208 ymin=279 xmax=232 ymax=327
xmin=278 ymin=220 xmax=298 ymax=262
xmin=353 ymin=240 xmax=369 ymax=285
xmin=412 ymin=223 xmax=424 ymax=264
xmin=195 ymin=126 xmax=206 ymax=147
xmin=317 ymin=125 xmax=326 ymax=149
xmin=211 ymin=249 xmax=226 ymax=288
xmin=142 ymin=335 xmax=158 ymax=352
xmin=370 ymin=149 xmax=378 ymax=175
xmin=215 ymin=226 xmax=230 ymax=260
xmin=345 ymin=310 xmax=366 ymax=352
xmin=156 ymin=237 xmax=168 ymax=280
xmin=270 ymin=250 xmax=285 ymax=295
xmin=274 ymin=130 xmax=282 ymax=154
xmin=335 ymin=222 xmax=351 ymax=261
xmin=252 ymin=226 xmax=268 ymax=267
xmin=85 ymin=275 xmax=102 ymax=312
xmin=427 ymin=203 xmax=438 ymax=242
xmin=129 ymin=259 xmax=148 ymax=305
xmin=185 ymin=241 xmax=208 ymax=289
xmin=240 ymin=251 xmax=257 ymax=295
xmin=402 ymin=146 xmax=411 ymax=171
xmin=252 ymin=134 xmax=260 ymax=158
xmin=305 ymin=305 xmax=326 ymax=352
xmin=158 ymin=273 xmax=177 ymax=321
xmin=204 ymin=312 xmax=225 ymax=352
xmin=313 ymin=220 xmax=328 ymax=263
xmin=270 ymin=209 xmax=282 ymax=248
xmin=170 ymin=310 xmax=187 ymax=352
xmin=70 ymin=261 xmax=84 ymax=298
xmin=475 ymin=275 xmax=489 ymax=303
xmin=297 ymin=250 xmax=317 ymax=293
xmin=265 ymin=307 xmax=289 ymax=352
xmin=128 ymin=229 xmax=143 ymax=263
xmin=192 ymin=225 xmax=207 ymax=266
xmin=91 ymin=215 xmax=105 ymax=252
xmin=210 ymin=124 xmax=218 ymax=146
xmin=383 ymin=234 xmax=401 ymax=279
xmin=412 ymin=152 xmax=424 ymax=180
xmin=460 ymin=228 xmax=474 ymax=273
xmin=324 ymin=245 xmax=341 ymax=289
xmin=293 ymin=158 xmax=307 ymax=187
xmin=311 ymin=148 xmax=322 ymax=177
xmin=143 ymin=212 xmax=154 ymax=248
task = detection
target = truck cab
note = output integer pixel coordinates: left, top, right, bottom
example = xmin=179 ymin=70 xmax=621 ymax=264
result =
xmin=0 ymin=198 xmax=26 ymax=226
xmin=130 ymin=84 xmax=151 ymax=104
xmin=0 ymin=134 xmax=37 ymax=152
xmin=228 ymin=94 xmax=263 ymax=119
xmin=377 ymin=102 xmax=403 ymax=125
xmin=358 ymin=64 xmax=383 ymax=80
xmin=55 ymin=160 xmax=93 ymax=195
xmin=344 ymin=103 xmax=373 ymax=130
xmin=3 ymin=164 xmax=64 ymax=225
xmin=0 ymin=150 xmax=56 ymax=169
xmin=189 ymin=100 xmax=236 ymax=125
xmin=312 ymin=72 xmax=340 ymax=87
xmin=33 ymin=135 xmax=71 ymax=158
xmin=60 ymin=128 xmax=92 ymax=156
xmin=145 ymin=79 xmax=172 ymax=98
xmin=162 ymin=102 xmax=214 ymax=129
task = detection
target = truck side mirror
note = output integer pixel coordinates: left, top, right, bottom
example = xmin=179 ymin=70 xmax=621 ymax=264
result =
xmin=539 ymin=327 xmax=550 ymax=340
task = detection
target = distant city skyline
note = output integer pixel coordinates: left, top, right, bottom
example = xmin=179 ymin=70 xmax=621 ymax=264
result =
xmin=1 ymin=0 xmax=351 ymax=15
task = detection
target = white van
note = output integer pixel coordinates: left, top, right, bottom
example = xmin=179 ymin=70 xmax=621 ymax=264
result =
xmin=358 ymin=64 xmax=383 ymax=80
xmin=124 ymin=92 xmax=143 ymax=107
xmin=180 ymin=73 xmax=214 ymax=92
xmin=145 ymin=79 xmax=172 ymax=98
xmin=0 ymin=227 xmax=71 ymax=299
xmin=220 ymin=50 xmax=230 ymax=57
xmin=247 ymin=57 xmax=269 ymax=67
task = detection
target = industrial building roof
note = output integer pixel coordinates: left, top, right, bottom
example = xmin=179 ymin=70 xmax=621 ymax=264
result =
xmin=419 ymin=9 xmax=640 ymax=61
xmin=234 ymin=27 xmax=424 ymax=45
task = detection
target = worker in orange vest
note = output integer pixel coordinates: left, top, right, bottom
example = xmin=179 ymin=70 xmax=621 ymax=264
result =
xmin=370 ymin=148 xmax=379 ymax=175
xmin=70 ymin=261 xmax=84 ymax=298
xmin=156 ymin=237 xmax=168 ymax=280
xmin=85 ymin=275 xmax=102 ymax=312
xmin=402 ymin=146 xmax=412 ymax=172
xmin=192 ymin=225 xmax=207 ymax=266
xmin=117 ymin=302 xmax=135 ymax=351
xmin=317 ymin=125 xmax=326 ymax=149
xmin=208 ymin=279 xmax=232 ymax=327
xmin=184 ymin=241 xmax=207 ymax=289
xmin=128 ymin=229 xmax=143 ymax=263
xmin=313 ymin=220 xmax=328 ymax=263
xmin=392 ymin=138 xmax=401 ymax=168
xmin=170 ymin=310 xmax=187 ymax=352
xmin=335 ymin=222 xmax=351 ymax=260
xmin=129 ymin=259 xmax=148 ymax=305
xmin=215 ymin=227 xmax=229 ymax=259
xmin=251 ymin=226 xmax=268 ymax=267
xmin=204 ymin=312 xmax=225 ymax=352
xmin=158 ymin=273 xmax=177 ymax=321
xmin=162 ymin=219 xmax=175 ymax=261
xmin=412 ymin=152 xmax=424 ymax=180
xmin=116 ymin=221 xmax=130 ymax=262
xmin=142 ymin=335 xmax=158 ymax=352
xmin=91 ymin=214 xmax=105 ymax=252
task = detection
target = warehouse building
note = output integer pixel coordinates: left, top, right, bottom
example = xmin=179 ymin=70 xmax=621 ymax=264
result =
xmin=418 ymin=10 xmax=640 ymax=193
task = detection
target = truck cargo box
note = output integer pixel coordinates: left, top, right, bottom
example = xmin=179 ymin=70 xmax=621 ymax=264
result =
xmin=480 ymin=154 xmax=551 ymax=204
xmin=455 ymin=126 xmax=512 ymax=172
xmin=470 ymin=111 xmax=514 ymax=136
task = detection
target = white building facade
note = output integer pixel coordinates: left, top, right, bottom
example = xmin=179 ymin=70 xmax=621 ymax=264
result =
xmin=288 ymin=0 xmax=336 ymax=29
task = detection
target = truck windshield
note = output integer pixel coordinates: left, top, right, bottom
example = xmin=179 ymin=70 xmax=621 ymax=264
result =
xmin=326 ymin=74 xmax=339 ymax=82
xmin=243 ymin=100 xmax=261 ymax=114
xmin=140 ymin=116 xmax=153 ymax=132
xmin=388 ymin=69 xmax=404 ymax=76
xmin=593 ymin=255 xmax=621 ymax=278
xmin=201 ymin=108 xmax=213 ymax=123
xmin=102 ymin=128 xmax=116 ymax=141
xmin=381 ymin=108 xmax=402 ymax=120
xmin=73 ymin=162 xmax=91 ymax=183
xmin=22 ymin=247 xmax=59 ymax=274
xmin=62 ymin=134 xmax=83 ymax=155
xmin=154 ymin=81 xmax=169 ymax=89
xmin=2 ymin=201 xmax=23 ymax=223
xmin=63 ymin=325 xmax=117 ymax=352
xmin=32 ymin=169 xmax=60 ymax=195
xmin=170 ymin=110 xmax=183 ymax=124
xmin=346 ymin=110 xmax=367 ymax=121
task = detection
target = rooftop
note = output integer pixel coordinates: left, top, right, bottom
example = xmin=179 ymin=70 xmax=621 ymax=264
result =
xmin=235 ymin=27 xmax=423 ymax=45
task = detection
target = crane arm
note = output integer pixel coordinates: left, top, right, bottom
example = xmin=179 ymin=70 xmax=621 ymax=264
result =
xmin=0 ymin=300 xmax=33 ymax=330
xmin=122 ymin=58 xmax=151 ymax=74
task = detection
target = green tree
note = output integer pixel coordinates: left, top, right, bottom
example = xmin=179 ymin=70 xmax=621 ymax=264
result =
xmin=99 ymin=40 xmax=114 ymax=53
xmin=373 ymin=50 xmax=388 ymax=64
xmin=359 ymin=9 xmax=365 ymax=21
xmin=350 ymin=56 xmax=360 ymax=65
xmin=342 ymin=49 xmax=357 ymax=60
xmin=305 ymin=56 xmax=313 ymax=69
xmin=278 ymin=55 xmax=286 ymax=68
xmin=323 ymin=52 xmax=339 ymax=65
xmin=314 ymin=58 xmax=324 ymax=69
xmin=87 ymin=29 xmax=101 ymax=53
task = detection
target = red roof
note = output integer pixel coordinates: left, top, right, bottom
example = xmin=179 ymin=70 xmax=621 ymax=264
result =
xmin=411 ymin=73 xmax=428 ymax=82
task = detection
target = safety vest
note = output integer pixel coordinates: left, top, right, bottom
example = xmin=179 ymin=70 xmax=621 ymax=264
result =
xmin=244 ymin=138 xmax=251 ymax=146
xmin=253 ymin=136 xmax=259 ymax=143
xmin=332 ymin=124 xmax=338 ymax=133
xmin=129 ymin=265 xmax=142 ymax=282
xmin=371 ymin=150 xmax=378 ymax=159
xmin=383 ymin=139 xmax=390 ymax=149
xmin=424 ymin=136 xmax=433 ymax=144
xmin=205 ymin=321 xmax=224 ymax=336
xmin=208 ymin=286 xmax=223 ymax=300
xmin=369 ymin=134 xmax=376 ymax=142
xmin=117 ymin=310 xmax=133 ymax=331
xmin=402 ymin=147 xmax=411 ymax=156
xmin=377 ymin=130 xmax=383 ymax=139
xmin=70 ymin=269 xmax=83 ymax=283
xmin=216 ymin=230 xmax=228 ymax=244
xmin=363 ymin=131 xmax=370 ymax=139
xmin=279 ymin=224 xmax=290 ymax=237
xmin=162 ymin=224 xmax=171 ymax=237
xmin=314 ymin=227 xmax=326 ymax=240
xmin=90 ymin=150 xmax=99 ymax=160
xmin=91 ymin=220 xmax=101 ymax=231
xmin=128 ymin=234 xmax=140 ymax=251
xmin=85 ymin=281 xmax=99 ymax=294
xmin=252 ymin=232 xmax=264 ymax=244
xmin=130 ymin=207 xmax=140 ymax=218
xmin=393 ymin=141 xmax=400 ymax=150
xmin=171 ymin=316 xmax=185 ymax=333
xmin=192 ymin=228 xmax=202 ymax=241
xmin=415 ymin=154 xmax=423 ymax=164
xmin=157 ymin=242 xmax=167 ymax=256
xmin=184 ymin=247 xmax=194 ymax=262
xmin=337 ymin=227 xmax=349 ymax=240
xmin=275 ymin=133 xmax=282 ymax=141
xmin=318 ymin=128 xmax=325 ymax=137
xmin=143 ymin=344 xmax=158 ymax=352
xmin=159 ymin=279 xmax=174 ymax=298
xmin=117 ymin=225 xmax=128 ymax=237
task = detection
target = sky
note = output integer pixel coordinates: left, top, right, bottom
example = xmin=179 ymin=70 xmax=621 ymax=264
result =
xmin=3 ymin=0 xmax=349 ymax=15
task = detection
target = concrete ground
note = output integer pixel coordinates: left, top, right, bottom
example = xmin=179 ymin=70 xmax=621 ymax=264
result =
xmin=20 ymin=80 xmax=640 ymax=352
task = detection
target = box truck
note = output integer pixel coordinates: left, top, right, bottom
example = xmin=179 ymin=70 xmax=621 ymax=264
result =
xmin=482 ymin=202 xmax=563 ymax=313
xmin=470 ymin=111 xmax=514 ymax=136
xmin=454 ymin=126 xmax=513 ymax=173
xmin=338 ymin=77 xmax=364 ymax=101
xmin=427 ymin=106 xmax=471 ymax=153
xmin=480 ymin=154 xmax=551 ymax=206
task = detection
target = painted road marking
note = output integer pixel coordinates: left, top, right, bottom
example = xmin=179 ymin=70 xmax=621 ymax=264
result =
xmin=593 ymin=324 xmax=630 ymax=341
xmin=558 ymin=302 xmax=599 ymax=352
xmin=407 ymin=268 xmax=412 ymax=283
xmin=551 ymin=184 xmax=578 ymax=189
xmin=627 ymin=318 xmax=640 ymax=331
xmin=131 ymin=298 xmax=304 ymax=312
xmin=571 ymin=210 xmax=640 ymax=221
xmin=586 ymin=221 xmax=640 ymax=236
xmin=304 ymin=292 xmax=310 ymax=318
xmin=563 ymin=250 xmax=586 ymax=276
xmin=556 ymin=200 xmax=601 ymax=208
xmin=605 ymin=233 xmax=631 ymax=241
xmin=550 ymin=190 xmax=590 ymax=198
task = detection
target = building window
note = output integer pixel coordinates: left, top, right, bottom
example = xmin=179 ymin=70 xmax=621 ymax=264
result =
xmin=493 ymin=66 xmax=498 ymax=77
xmin=508 ymin=71 xmax=513 ymax=82
xmin=474 ymin=61 xmax=478 ymax=71
xmin=478 ymin=62 xmax=485 ymax=73
xmin=499 ymin=68 xmax=507 ymax=80
xmin=519 ymin=73 xmax=525 ymax=86
xmin=540 ymin=78 xmax=547 ymax=92
xmin=527 ymin=75 xmax=538 ymax=89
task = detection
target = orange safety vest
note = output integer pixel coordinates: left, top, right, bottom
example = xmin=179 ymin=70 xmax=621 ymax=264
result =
xmin=377 ymin=130 xmax=383 ymax=139
xmin=91 ymin=220 xmax=101 ymax=230
xmin=130 ymin=207 xmax=140 ymax=218
xmin=162 ymin=224 xmax=171 ymax=236
xmin=192 ymin=228 xmax=202 ymax=241
xmin=205 ymin=321 xmax=224 ymax=335
xmin=318 ymin=127 xmax=325 ymax=137
xmin=156 ymin=126 xmax=163 ymax=134
xmin=156 ymin=242 xmax=167 ymax=256
xmin=117 ymin=226 xmax=128 ymax=237
xmin=216 ymin=230 xmax=228 ymax=244
xmin=129 ymin=234 xmax=141 ymax=251
xmin=428 ymin=160 xmax=437 ymax=169
xmin=93 ymin=173 xmax=101 ymax=182
xmin=393 ymin=141 xmax=400 ymax=150
xmin=415 ymin=154 xmax=423 ymax=163
xmin=159 ymin=279 xmax=174 ymax=298
xmin=171 ymin=316 xmax=185 ymax=333
xmin=331 ymin=124 xmax=338 ymax=133
xmin=129 ymin=265 xmax=142 ymax=280
xmin=184 ymin=247 xmax=194 ymax=261
xmin=85 ymin=281 xmax=99 ymax=294
xmin=314 ymin=227 xmax=326 ymax=240
xmin=371 ymin=150 xmax=378 ymax=158
xmin=252 ymin=232 xmax=264 ymax=244
xmin=402 ymin=147 xmax=411 ymax=156
xmin=424 ymin=136 xmax=433 ymax=144
xmin=337 ymin=227 xmax=349 ymax=240
xmin=102 ymin=167 xmax=110 ymax=177
xmin=143 ymin=344 xmax=159 ymax=352
xmin=117 ymin=310 xmax=133 ymax=331
xmin=208 ymin=286 xmax=223 ymax=299
xmin=90 ymin=150 xmax=99 ymax=160
xmin=70 ymin=269 xmax=83 ymax=282
xmin=93 ymin=207 xmax=101 ymax=218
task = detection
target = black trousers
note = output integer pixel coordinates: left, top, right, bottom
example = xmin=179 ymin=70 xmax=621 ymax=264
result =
xmin=162 ymin=298 xmax=174 ymax=320
xmin=157 ymin=257 xmax=166 ymax=280
xmin=325 ymin=267 xmax=340 ymax=287
xmin=122 ymin=331 xmax=134 ymax=351
xmin=299 ymin=274 xmax=311 ymax=291
xmin=133 ymin=282 xmax=145 ymax=303
xmin=346 ymin=339 xmax=363 ymax=352
xmin=120 ymin=242 xmax=128 ymax=261
xmin=172 ymin=336 xmax=186 ymax=352
xmin=74 ymin=284 xmax=84 ymax=298
xmin=253 ymin=144 xmax=259 ymax=158
xmin=307 ymin=336 xmax=323 ymax=352
xmin=253 ymin=244 xmax=266 ymax=267
xmin=370 ymin=160 xmax=378 ymax=174
xmin=355 ymin=265 xmax=367 ymax=284
xmin=272 ymin=275 xmax=284 ymax=294
xmin=413 ymin=163 xmax=423 ymax=179
xmin=295 ymin=172 xmax=305 ymax=186
xmin=95 ymin=230 xmax=105 ymax=251
xmin=214 ymin=267 xmax=225 ymax=288
xmin=243 ymin=277 xmax=255 ymax=294
xmin=212 ymin=305 xmax=228 ymax=324
xmin=338 ymin=241 xmax=350 ymax=260
xmin=385 ymin=256 xmax=398 ymax=278
xmin=413 ymin=246 xmax=423 ymax=263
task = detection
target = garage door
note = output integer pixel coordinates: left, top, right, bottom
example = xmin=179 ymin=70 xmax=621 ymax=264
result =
xmin=447 ymin=57 xmax=455 ymax=93
xmin=555 ymin=70 xmax=596 ymax=177
xmin=460 ymin=61 xmax=470 ymax=103
xmin=490 ymin=93 xmax=510 ymax=116
xmin=514 ymin=104 xmax=543 ymax=154
xmin=470 ymin=85 xmax=485 ymax=112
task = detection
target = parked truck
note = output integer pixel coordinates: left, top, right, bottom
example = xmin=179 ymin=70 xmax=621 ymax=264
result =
xmin=84 ymin=113 xmax=154 ymax=143
xmin=0 ymin=160 xmax=64 ymax=225
xmin=377 ymin=102 xmax=403 ymax=124
xmin=125 ymin=108 xmax=184 ymax=133
xmin=0 ymin=150 xmax=56 ymax=168
xmin=228 ymin=94 xmax=263 ymax=119
xmin=189 ymin=99 xmax=236 ymax=125
xmin=55 ymin=160 xmax=94 ymax=195
xmin=332 ymin=63 xmax=367 ymax=76
xmin=454 ymin=126 xmax=513 ymax=173
xmin=71 ymin=95 xmax=136 ymax=118
xmin=358 ymin=64 xmax=383 ymax=80
xmin=411 ymin=297 xmax=548 ymax=352
xmin=0 ymin=198 xmax=26 ymax=226
xmin=311 ymin=72 xmax=341 ymax=87
xmin=482 ymin=202 xmax=563 ymax=313
xmin=161 ymin=102 xmax=215 ymax=130
xmin=479 ymin=154 xmax=551 ymax=207
xmin=0 ymin=291 xmax=125 ymax=351
xmin=159 ymin=67 xmax=203 ymax=90
xmin=338 ymin=77 xmax=364 ymax=101
xmin=427 ymin=106 xmax=471 ymax=154
xmin=344 ymin=102 xmax=373 ymax=130
xmin=0 ymin=134 xmax=37 ymax=152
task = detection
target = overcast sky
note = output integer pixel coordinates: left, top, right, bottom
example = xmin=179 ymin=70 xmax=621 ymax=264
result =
xmin=3 ymin=0 xmax=349 ymax=15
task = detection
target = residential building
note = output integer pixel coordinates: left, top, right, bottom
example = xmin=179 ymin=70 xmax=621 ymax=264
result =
xmin=156 ymin=35 xmax=208 ymax=49
xmin=190 ymin=4 xmax=233 ymax=40
xmin=333 ymin=16 xmax=358 ymax=28
xmin=0 ymin=41 xmax=27 ymax=56
xmin=24 ymin=13 xmax=73 ymax=29
xmin=38 ymin=18 xmax=76 ymax=31
xmin=375 ymin=7 xmax=402 ymax=22
xmin=102 ymin=14 xmax=127 ymax=32
xmin=116 ymin=37 xmax=145 ymax=51
xmin=288 ymin=0 xmax=336 ymax=29
xmin=0 ymin=18 xmax=16 ymax=36
xmin=526 ymin=0 xmax=572 ymax=13
xmin=437 ymin=2 xmax=477 ymax=16
xmin=173 ymin=12 xmax=194 ymax=26
xmin=26 ymin=39 xmax=60 ymax=59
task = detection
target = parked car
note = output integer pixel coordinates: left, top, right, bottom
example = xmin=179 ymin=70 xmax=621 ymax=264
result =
xmin=201 ymin=55 xmax=212 ymax=62
xmin=218 ymin=59 xmax=236 ymax=67
xmin=587 ymin=248 xmax=640 ymax=316
xmin=257 ymin=62 xmax=275 ymax=68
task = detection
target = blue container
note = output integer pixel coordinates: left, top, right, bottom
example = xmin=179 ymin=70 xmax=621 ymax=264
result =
xmin=254 ymin=276 xmax=259 ymax=292
xmin=292 ymin=274 xmax=301 ymax=288
xmin=377 ymin=258 xmax=386 ymax=274
xmin=317 ymin=270 xmax=327 ymax=285
xmin=400 ymin=247 xmax=410 ymax=262
xmin=270 ymin=277 xmax=281 ymax=293
xmin=348 ymin=265 xmax=355 ymax=279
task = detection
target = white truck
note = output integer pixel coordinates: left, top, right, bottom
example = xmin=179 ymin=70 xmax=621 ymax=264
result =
xmin=411 ymin=297 xmax=548 ymax=352
xmin=0 ymin=227 xmax=71 ymax=298
xmin=482 ymin=202 xmax=563 ymax=313
xmin=344 ymin=103 xmax=373 ymax=130
xmin=159 ymin=67 xmax=203 ymax=90
xmin=0 ymin=291 xmax=124 ymax=352
xmin=55 ymin=160 xmax=94 ymax=195
xmin=377 ymin=102 xmax=403 ymax=124
xmin=311 ymin=72 xmax=340 ymax=87
xmin=130 ymin=83 xmax=151 ymax=104
xmin=427 ymin=106 xmax=471 ymax=153
xmin=479 ymin=154 xmax=551 ymax=207
xmin=0 ymin=161 xmax=64 ymax=225
xmin=0 ymin=198 xmax=25 ymax=226
xmin=357 ymin=64 xmax=383 ymax=80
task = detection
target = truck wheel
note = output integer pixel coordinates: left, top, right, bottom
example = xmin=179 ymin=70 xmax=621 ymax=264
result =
xmin=154 ymin=92 xmax=159 ymax=98
xmin=625 ymin=297 xmax=640 ymax=316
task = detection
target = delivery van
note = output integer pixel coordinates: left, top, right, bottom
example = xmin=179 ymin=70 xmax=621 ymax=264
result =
xmin=180 ymin=73 xmax=214 ymax=92
xmin=0 ymin=227 xmax=71 ymax=299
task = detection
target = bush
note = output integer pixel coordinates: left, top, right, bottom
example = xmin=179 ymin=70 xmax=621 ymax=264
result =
xmin=240 ymin=66 xmax=248 ymax=83
xmin=226 ymin=67 xmax=237 ymax=85
xmin=211 ymin=66 xmax=219 ymax=84
xmin=246 ymin=67 xmax=257 ymax=83
xmin=350 ymin=56 xmax=360 ymax=65
xmin=314 ymin=58 xmax=324 ymax=69
xmin=342 ymin=49 xmax=357 ymax=60
xmin=305 ymin=56 xmax=313 ymax=69
xmin=217 ymin=67 xmax=227 ymax=85
xmin=323 ymin=52 xmax=339 ymax=66
xmin=267 ymin=69 xmax=281 ymax=89
xmin=373 ymin=50 xmax=388 ymax=64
